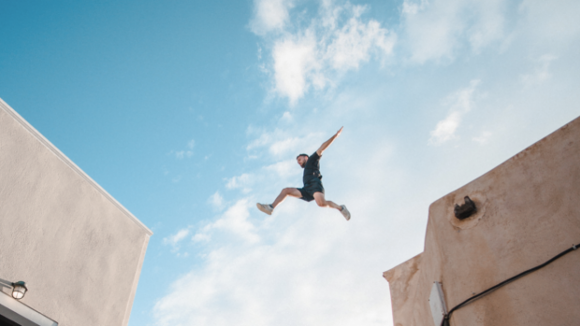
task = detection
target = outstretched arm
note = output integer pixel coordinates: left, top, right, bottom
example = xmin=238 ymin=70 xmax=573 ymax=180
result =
xmin=316 ymin=126 xmax=343 ymax=156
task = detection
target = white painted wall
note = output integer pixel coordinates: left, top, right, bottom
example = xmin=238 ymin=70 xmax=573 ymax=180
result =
xmin=0 ymin=98 xmax=152 ymax=326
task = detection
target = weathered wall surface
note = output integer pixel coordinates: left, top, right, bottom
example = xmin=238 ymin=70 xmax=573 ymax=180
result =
xmin=384 ymin=116 xmax=580 ymax=326
xmin=0 ymin=98 xmax=152 ymax=326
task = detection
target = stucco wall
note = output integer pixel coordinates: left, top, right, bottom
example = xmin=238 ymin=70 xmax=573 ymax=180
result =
xmin=0 ymin=98 xmax=152 ymax=326
xmin=384 ymin=116 xmax=580 ymax=326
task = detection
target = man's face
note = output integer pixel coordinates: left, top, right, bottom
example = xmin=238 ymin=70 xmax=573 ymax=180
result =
xmin=296 ymin=156 xmax=308 ymax=168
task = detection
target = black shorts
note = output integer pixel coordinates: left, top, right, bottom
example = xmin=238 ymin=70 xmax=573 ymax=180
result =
xmin=298 ymin=181 xmax=325 ymax=202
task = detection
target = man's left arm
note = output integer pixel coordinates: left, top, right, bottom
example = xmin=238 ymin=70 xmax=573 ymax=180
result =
xmin=316 ymin=126 xmax=343 ymax=156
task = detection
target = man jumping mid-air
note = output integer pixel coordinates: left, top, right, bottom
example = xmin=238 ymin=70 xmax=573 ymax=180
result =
xmin=256 ymin=127 xmax=351 ymax=221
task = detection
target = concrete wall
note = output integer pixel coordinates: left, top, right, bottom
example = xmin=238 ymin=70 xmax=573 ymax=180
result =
xmin=384 ymin=116 xmax=580 ymax=326
xmin=0 ymin=98 xmax=152 ymax=326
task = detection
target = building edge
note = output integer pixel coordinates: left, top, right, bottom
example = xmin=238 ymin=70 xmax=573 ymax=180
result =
xmin=0 ymin=97 xmax=153 ymax=236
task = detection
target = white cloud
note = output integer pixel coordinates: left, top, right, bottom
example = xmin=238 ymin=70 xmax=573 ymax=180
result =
xmin=399 ymin=0 xmax=579 ymax=65
xmin=402 ymin=0 xmax=506 ymax=63
xmin=401 ymin=0 xmax=423 ymax=15
xmin=273 ymin=33 xmax=320 ymax=103
xmin=520 ymin=54 xmax=558 ymax=87
xmin=246 ymin=128 xmax=323 ymax=160
xmin=192 ymin=199 xmax=260 ymax=246
xmin=163 ymin=228 xmax=191 ymax=253
xmin=250 ymin=0 xmax=294 ymax=35
xmin=191 ymin=233 xmax=211 ymax=243
xmin=430 ymin=111 xmax=462 ymax=144
xmin=246 ymin=131 xmax=272 ymax=153
xmin=518 ymin=0 xmax=580 ymax=43
xmin=208 ymin=191 xmax=225 ymax=210
xmin=210 ymin=200 xmax=259 ymax=243
xmin=326 ymin=11 xmax=395 ymax=70
xmin=264 ymin=159 xmax=301 ymax=179
xmin=429 ymin=80 xmax=480 ymax=145
xmin=226 ymin=173 xmax=253 ymax=193
xmin=260 ymin=2 xmax=395 ymax=103
xmin=175 ymin=151 xmax=187 ymax=159
xmin=269 ymin=136 xmax=302 ymax=156
xmin=281 ymin=111 xmax=293 ymax=122
xmin=467 ymin=0 xmax=506 ymax=53
xmin=472 ymin=131 xmax=493 ymax=145
xmin=402 ymin=0 xmax=464 ymax=63
xmin=174 ymin=139 xmax=195 ymax=159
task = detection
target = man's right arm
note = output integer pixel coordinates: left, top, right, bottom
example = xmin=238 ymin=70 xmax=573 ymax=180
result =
xmin=316 ymin=127 xmax=343 ymax=156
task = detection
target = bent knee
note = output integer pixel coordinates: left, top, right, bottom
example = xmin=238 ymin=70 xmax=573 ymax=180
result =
xmin=316 ymin=200 xmax=326 ymax=207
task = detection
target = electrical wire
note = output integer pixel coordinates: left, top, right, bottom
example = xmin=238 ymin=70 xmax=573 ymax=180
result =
xmin=441 ymin=242 xmax=579 ymax=326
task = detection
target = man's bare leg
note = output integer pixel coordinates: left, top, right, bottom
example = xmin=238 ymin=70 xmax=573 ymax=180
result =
xmin=313 ymin=192 xmax=350 ymax=220
xmin=272 ymin=188 xmax=302 ymax=208
xmin=313 ymin=192 xmax=341 ymax=210
xmin=257 ymin=188 xmax=302 ymax=215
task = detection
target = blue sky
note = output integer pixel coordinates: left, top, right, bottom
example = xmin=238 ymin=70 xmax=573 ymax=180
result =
xmin=1 ymin=0 xmax=580 ymax=325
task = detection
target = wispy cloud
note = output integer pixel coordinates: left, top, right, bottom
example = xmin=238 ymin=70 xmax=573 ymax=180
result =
xmin=269 ymin=136 xmax=302 ymax=156
xmin=208 ymin=191 xmax=225 ymax=210
xmin=225 ymin=173 xmax=253 ymax=193
xmin=402 ymin=0 xmax=506 ymax=63
xmin=171 ymin=139 xmax=195 ymax=159
xmin=272 ymin=33 xmax=320 ymax=103
xmin=518 ymin=0 xmax=580 ymax=42
xmin=163 ymin=228 xmax=191 ymax=253
xmin=430 ymin=111 xmax=463 ymax=145
xmin=429 ymin=80 xmax=481 ymax=145
xmin=280 ymin=111 xmax=293 ymax=122
xmin=246 ymin=127 xmax=324 ymax=161
xmin=191 ymin=199 xmax=259 ymax=245
xmin=250 ymin=0 xmax=295 ymax=35
xmin=256 ymin=1 xmax=395 ymax=103
xmin=175 ymin=151 xmax=191 ymax=159
xmin=326 ymin=7 xmax=395 ymax=70
xmin=520 ymin=54 xmax=558 ymax=87
xmin=191 ymin=232 xmax=211 ymax=243
xmin=472 ymin=131 xmax=493 ymax=145
xmin=264 ymin=159 xmax=301 ymax=179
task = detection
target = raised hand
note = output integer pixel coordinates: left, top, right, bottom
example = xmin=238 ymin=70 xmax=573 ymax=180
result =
xmin=317 ymin=126 xmax=344 ymax=156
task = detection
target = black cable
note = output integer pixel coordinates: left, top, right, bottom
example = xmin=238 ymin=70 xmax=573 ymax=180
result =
xmin=441 ymin=242 xmax=579 ymax=326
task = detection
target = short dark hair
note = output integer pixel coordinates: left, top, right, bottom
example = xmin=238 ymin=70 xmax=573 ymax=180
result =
xmin=296 ymin=153 xmax=309 ymax=159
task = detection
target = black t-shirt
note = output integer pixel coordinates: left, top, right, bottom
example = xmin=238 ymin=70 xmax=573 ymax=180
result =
xmin=303 ymin=152 xmax=322 ymax=185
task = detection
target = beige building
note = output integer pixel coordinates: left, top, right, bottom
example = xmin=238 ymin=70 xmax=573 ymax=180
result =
xmin=384 ymin=116 xmax=580 ymax=326
xmin=0 ymin=98 xmax=152 ymax=326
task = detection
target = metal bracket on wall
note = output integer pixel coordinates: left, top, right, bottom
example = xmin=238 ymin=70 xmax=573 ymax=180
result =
xmin=454 ymin=196 xmax=476 ymax=220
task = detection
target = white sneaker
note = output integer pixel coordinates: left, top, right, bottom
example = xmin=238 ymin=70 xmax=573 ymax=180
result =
xmin=340 ymin=205 xmax=351 ymax=221
xmin=257 ymin=203 xmax=274 ymax=215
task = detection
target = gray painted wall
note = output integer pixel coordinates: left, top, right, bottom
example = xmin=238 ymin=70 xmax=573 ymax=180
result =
xmin=0 ymin=98 xmax=152 ymax=326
